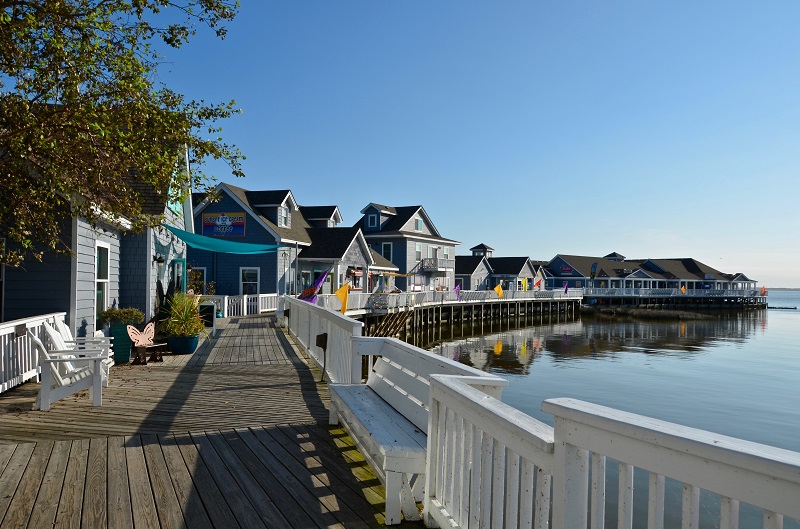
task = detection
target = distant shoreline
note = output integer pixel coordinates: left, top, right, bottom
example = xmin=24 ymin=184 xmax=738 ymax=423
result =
xmin=769 ymin=288 xmax=800 ymax=291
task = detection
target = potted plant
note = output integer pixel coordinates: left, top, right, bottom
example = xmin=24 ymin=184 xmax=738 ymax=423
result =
xmin=99 ymin=307 xmax=145 ymax=363
xmin=162 ymin=292 xmax=206 ymax=354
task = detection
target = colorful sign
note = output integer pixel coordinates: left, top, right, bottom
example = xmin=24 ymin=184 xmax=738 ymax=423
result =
xmin=202 ymin=212 xmax=246 ymax=237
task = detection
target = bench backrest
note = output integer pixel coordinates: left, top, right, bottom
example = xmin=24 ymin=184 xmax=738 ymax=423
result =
xmin=53 ymin=318 xmax=75 ymax=342
xmin=365 ymin=338 xmax=505 ymax=434
xmin=43 ymin=322 xmax=79 ymax=376
xmin=29 ymin=331 xmax=73 ymax=387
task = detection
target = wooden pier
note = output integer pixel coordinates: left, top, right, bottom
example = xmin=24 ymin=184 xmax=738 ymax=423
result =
xmin=362 ymin=298 xmax=580 ymax=347
xmin=0 ymin=315 xmax=423 ymax=528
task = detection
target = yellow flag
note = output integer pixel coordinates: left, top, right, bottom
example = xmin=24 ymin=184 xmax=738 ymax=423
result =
xmin=494 ymin=284 xmax=503 ymax=298
xmin=335 ymin=282 xmax=350 ymax=313
xmin=680 ymin=285 xmax=686 ymax=294
xmin=522 ymin=278 xmax=528 ymax=291
xmin=493 ymin=340 xmax=503 ymax=354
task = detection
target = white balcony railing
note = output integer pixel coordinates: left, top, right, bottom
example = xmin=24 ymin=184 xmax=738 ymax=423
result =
xmin=583 ymin=288 xmax=763 ymax=298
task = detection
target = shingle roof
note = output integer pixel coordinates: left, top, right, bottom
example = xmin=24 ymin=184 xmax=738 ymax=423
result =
xmin=488 ymin=257 xmax=531 ymax=275
xmin=299 ymin=227 xmax=361 ymax=259
xmin=124 ymin=168 xmax=170 ymax=215
xmin=245 ymin=190 xmax=292 ymax=206
xmin=354 ymin=205 xmax=459 ymax=244
xmin=455 ymin=255 xmax=489 ymax=275
xmin=223 ymin=184 xmax=311 ymax=244
xmin=552 ymin=255 xmax=728 ymax=281
xmin=299 ymin=205 xmax=338 ymax=220
xmin=470 ymin=243 xmax=495 ymax=252
xmin=370 ymin=249 xmax=399 ymax=271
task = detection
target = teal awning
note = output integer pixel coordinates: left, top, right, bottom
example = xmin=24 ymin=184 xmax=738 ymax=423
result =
xmin=163 ymin=225 xmax=286 ymax=254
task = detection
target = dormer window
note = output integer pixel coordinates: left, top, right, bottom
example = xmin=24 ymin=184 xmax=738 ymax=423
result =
xmin=414 ymin=218 xmax=423 ymax=231
xmin=278 ymin=206 xmax=290 ymax=228
xmin=367 ymin=214 xmax=378 ymax=228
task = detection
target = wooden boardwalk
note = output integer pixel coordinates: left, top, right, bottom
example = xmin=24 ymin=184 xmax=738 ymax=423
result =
xmin=0 ymin=315 xmax=424 ymax=528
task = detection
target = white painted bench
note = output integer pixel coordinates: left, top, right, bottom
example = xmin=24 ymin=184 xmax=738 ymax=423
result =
xmin=329 ymin=336 xmax=506 ymax=525
xmin=28 ymin=331 xmax=106 ymax=411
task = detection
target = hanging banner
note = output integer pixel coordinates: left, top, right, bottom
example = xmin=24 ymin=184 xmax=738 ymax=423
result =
xmin=202 ymin=212 xmax=246 ymax=237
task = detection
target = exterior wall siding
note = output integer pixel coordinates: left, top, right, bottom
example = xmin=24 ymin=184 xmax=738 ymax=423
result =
xmin=189 ymin=195 xmax=282 ymax=295
xmin=1 ymin=216 xmax=73 ymax=323
xmin=76 ymin=220 xmax=121 ymax=336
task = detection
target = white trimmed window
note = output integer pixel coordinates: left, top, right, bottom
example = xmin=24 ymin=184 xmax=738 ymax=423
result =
xmin=381 ymin=242 xmax=392 ymax=262
xmin=415 ymin=243 xmax=422 ymax=261
xmin=414 ymin=218 xmax=423 ymax=231
xmin=367 ymin=214 xmax=378 ymax=228
xmin=443 ymin=247 xmax=450 ymax=259
xmin=240 ymin=267 xmax=260 ymax=295
xmin=278 ymin=207 xmax=290 ymax=228
xmin=95 ymin=242 xmax=110 ymax=329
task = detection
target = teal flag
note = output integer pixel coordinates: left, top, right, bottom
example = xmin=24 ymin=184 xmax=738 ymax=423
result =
xmin=163 ymin=225 xmax=286 ymax=254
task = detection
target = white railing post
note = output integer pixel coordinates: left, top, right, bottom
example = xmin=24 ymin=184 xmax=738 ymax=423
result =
xmin=551 ymin=416 xmax=590 ymax=529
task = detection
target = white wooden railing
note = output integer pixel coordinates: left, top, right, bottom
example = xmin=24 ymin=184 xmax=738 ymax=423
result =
xmin=0 ymin=312 xmax=65 ymax=394
xmin=315 ymin=288 xmax=584 ymax=313
xmin=584 ymin=288 xmax=763 ymax=298
xmin=281 ymin=296 xmax=363 ymax=384
xmin=425 ymin=375 xmax=555 ymax=529
xmin=285 ymin=301 xmax=800 ymax=528
xmin=424 ymin=385 xmax=800 ymax=529
xmin=200 ymin=294 xmax=279 ymax=317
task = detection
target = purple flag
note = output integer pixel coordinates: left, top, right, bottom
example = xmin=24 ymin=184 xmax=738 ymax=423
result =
xmin=564 ymin=283 xmax=569 ymax=295
xmin=453 ymin=283 xmax=462 ymax=301
xmin=298 ymin=268 xmax=330 ymax=303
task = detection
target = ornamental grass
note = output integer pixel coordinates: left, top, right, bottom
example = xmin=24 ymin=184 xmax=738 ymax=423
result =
xmin=162 ymin=292 xmax=206 ymax=337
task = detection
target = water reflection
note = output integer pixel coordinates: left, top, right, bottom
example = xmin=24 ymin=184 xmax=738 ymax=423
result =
xmin=431 ymin=311 xmax=767 ymax=371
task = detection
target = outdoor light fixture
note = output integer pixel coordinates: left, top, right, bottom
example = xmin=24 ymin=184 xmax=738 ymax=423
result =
xmin=153 ymin=255 xmax=166 ymax=264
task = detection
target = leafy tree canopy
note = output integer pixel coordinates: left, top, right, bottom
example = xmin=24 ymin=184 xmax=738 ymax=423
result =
xmin=0 ymin=0 xmax=243 ymax=265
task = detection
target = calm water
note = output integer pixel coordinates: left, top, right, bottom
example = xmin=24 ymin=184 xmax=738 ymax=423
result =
xmin=430 ymin=290 xmax=800 ymax=528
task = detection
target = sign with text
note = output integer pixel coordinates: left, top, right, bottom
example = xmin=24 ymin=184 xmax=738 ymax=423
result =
xmin=202 ymin=212 xmax=246 ymax=237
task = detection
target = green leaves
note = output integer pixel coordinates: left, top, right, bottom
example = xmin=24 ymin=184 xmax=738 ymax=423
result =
xmin=0 ymin=0 xmax=244 ymax=265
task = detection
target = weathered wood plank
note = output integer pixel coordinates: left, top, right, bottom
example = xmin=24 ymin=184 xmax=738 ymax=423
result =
xmin=141 ymin=433 xmax=186 ymax=529
xmin=189 ymin=431 xmax=269 ymax=529
xmin=126 ymin=435 xmax=160 ymax=529
xmin=254 ymin=425 xmax=380 ymax=528
xmin=55 ymin=438 xmax=89 ymax=529
xmin=27 ymin=439 xmax=71 ymax=528
xmin=203 ymin=429 xmax=299 ymax=528
xmin=172 ymin=432 xmax=242 ymax=529
xmin=106 ymin=436 xmax=132 ymax=529
xmin=0 ymin=443 xmax=35 ymax=523
xmin=158 ymin=434 xmax=214 ymax=529
xmin=232 ymin=427 xmax=345 ymax=529
xmin=2 ymin=440 xmax=53 ymax=528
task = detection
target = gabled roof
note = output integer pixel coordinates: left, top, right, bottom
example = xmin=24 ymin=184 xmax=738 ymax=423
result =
xmin=369 ymin=249 xmax=399 ymax=271
xmin=470 ymin=243 xmax=494 ymax=252
xmin=604 ymin=252 xmax=626 ymax=260
xmin=488 ymin=257 xmax=533 ymax=275
xmin=245 ymin=190 xmax=296 ymax=209
xmin=199 ymin=183 xmax=312 ymax=245
xmin=550 ymin=254 xmax=731 ymax=281
xmin=354 ymin=204 xmax=460 ymax=245
xmin=455 ymin=255 xmax=492 ymax=275
xmin=299 ymin=205 xmax=343 ymax=224
xmin=360 ymin=203 xmax=396 ymax=215
xmin=299 ymin=227 xmax=364 ymax=260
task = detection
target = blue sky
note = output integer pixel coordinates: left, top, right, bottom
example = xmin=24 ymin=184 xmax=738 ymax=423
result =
xmin=158 ymin=1 xmax=800 ymax=287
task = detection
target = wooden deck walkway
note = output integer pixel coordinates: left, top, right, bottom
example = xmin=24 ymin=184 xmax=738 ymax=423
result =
xmin=0 ymin=315 xmax=423 ymax=528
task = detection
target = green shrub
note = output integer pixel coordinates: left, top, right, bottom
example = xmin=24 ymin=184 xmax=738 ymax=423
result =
xmin=99 ymin=307 xmax=144 ymax=325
